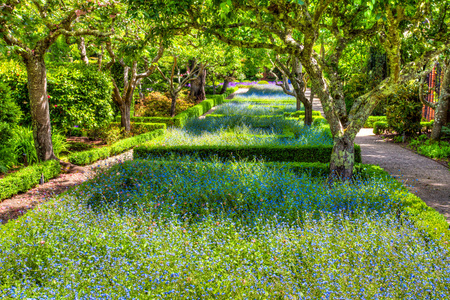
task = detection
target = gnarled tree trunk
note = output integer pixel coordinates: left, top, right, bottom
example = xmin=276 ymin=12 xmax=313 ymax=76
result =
xmin=78 ymin=37 xmax=89 ymax=65
xmin=119 ymin=103 xmax=131 ymax=132
xmin=431 ymin=65 xmax=450 ymax=141
xmin=189 ymin=62 xmax=206 ymax=102
xmin=329 ymin=135 xmax=355 ymax=180
xmin=220 ymin=79 xmax=229 ymax=94
xmin=24 ymin=56 xmax=57 ymax=162
xmin=304 ymin=102 xmax=313 ymax=126
xmin=170 ymin=94 xmax=177 ymax=117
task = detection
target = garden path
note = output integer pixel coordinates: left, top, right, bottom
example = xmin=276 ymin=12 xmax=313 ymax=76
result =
xmin=0 ymin=89 xmax=248 ymax=225
xmin=0 ymin=151 xmax=133 ymax=225
xmin=356 ymin=129 xmax=450 ymax=223
xmin=308 ymin=88 xmax=450 ymax=223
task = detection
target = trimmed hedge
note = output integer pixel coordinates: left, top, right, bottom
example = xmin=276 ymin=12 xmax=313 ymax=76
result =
xmin=68 ymin=129 xmax=165 ymax=165
xmin=312 ymin=116 xmax=328 ymax=126
xmin=134 ymin=144 xmax=362 ymax=163
xmin=284 ymin=110 xmax=322 ymax=118
xmin=120 ymin=96 xmax=225 ymax=128
xmin=110 ymin=122 xmax=166 ymax=133
xmin=0 ymin=160 xmax=61 ymax=201
xmin=373 ymin=121 xmax=389 ymax=135
xmin=205 ymin=114 xmax=283 ymax=119
xmin=365 ymin=116 xmax=387 ymax=128
xmin=373 ymin=120 xmax=435 ymax=135
xmin=224 ymin=87 xmax=239 ymax=97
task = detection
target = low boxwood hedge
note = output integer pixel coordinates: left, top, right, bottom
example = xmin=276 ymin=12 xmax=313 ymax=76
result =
xmin=284 ymin=110 xmax=322 ymax=118
xmin=116 ymin=96 xmax=225 ymax=128
xmin=110 ymin=122 xmax=166 ymax=133
xmin=373 ymin=121 xmax=390 ymax=135
xmin=68 ymin=129 xmax=165 ymax=166
xmin=134 ymin=144 xmax=362 ymax=163
xmin=364 ymin=116 xmax=387 ymax=128
xmin=0 ymin=160 xmax=61 ymax=201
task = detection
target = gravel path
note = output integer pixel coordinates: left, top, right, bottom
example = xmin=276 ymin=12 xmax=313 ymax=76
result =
xmin=356 ymin=129 xmax=450 ymax=223
xmin=0 ymin=90 xmax=246 ymax=225
xmin=309 ymin=88 xmax=450 ymax=222
xmin=0 ymin=151 xmax=133 ymax=225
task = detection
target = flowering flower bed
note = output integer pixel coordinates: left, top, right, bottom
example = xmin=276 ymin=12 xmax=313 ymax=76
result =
xmin=1 ymin=160 xmax=449 ymax=298
xmin=1 ymin=85 xmax=449 ymax=299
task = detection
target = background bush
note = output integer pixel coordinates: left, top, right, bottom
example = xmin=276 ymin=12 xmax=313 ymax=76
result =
xmin=134 ymin=91 xmax=195 ymax=117
xmin=386 ymin=83 xmax=422 ymax=136
xmin=0 ymin=60 xmax=114 ymax=133
xmin=0 ymin=81 xmax=22 ymax=173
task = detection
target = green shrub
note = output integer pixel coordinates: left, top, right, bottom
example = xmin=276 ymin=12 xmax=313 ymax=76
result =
xmin=257 ymin=80 xmax=269 ymax=84
xmin=110 ymin=122 xmax=166 ymax=135
xmin=364 ymin=116 xmax=387 ymax=128
xmin=134 ymin=144 xmax=362 ymax=163
xmin=0 ymin=61 xmax=114 ymax=131
xmin=386 ymin=83 xmax=422 ymax=136
xmin=134 ymin=91 xmax=195 ymax=117
xmin=115 ymin=116 xmax=177 ymax=127
xmin=12 ymin=127 xmax=39 ymax=165
xmin=0 ymin=81 xmax=22 ymax=172
xmin=284 ymin=110 xmax=322 ymax=118
xmin=417 ymin=141 xmax=450 ymax=159
xmin=68 ymin=129 xmax=165 ymax=165
xmin=0 ymin=160 xmax=61 ymax=200
xmin=224 ymin=87 xmax=239 ymax=97
xmin=312 ymin=116 xmax=328 ymax=126
xmin=373 ymin=121 xmax=390 ymax=135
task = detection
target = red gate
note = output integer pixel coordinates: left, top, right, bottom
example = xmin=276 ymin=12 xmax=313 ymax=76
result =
xmin=422 ymin=64 xmax=443 ymax=121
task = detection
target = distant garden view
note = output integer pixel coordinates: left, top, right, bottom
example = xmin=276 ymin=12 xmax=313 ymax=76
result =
xmin=1 ymin=0 xmax=450 ymax=298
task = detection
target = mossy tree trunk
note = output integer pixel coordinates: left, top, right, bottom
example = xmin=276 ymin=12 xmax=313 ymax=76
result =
xmin=106 ymin=42 xmax=164 ymax=132
xmin=24 ymin=55 xmax=57 ymax=162
xmin=189 ymin=61 xmax=207 ymax=102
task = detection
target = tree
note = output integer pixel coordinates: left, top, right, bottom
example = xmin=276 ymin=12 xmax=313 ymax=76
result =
xmin=157 ymin=56 xmax=206 ymax=116
xmin=189 ymin=0 xmax=449 ymax=179
xmin=135 ymin=0 xmax=449 ymax=179
xmin=101 ymin=7 xmax=165 ymax=131
xmin=268 ymin=53 xmax=312 ymax=124
xmin=0 ymin=0 xmax=112 ymax=161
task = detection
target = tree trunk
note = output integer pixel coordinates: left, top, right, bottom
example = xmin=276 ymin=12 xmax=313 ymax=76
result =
xmin=283 ymin=74 xmax=290 ymax=91
xmin=78 ymin=37 xmax=89 ymax=65
xmin=170 ymin=95 xmax=177 ymax=117
xmin=304 ymin=102 xmax=313 ymax=126
xmin=97 ymin=44 xmax=103 ymax=71
xmin=212 ymin=79 xmax=216 ymax=95
xmin=24 ymin=56 xmax=57 ymax=162
xmin=329 ymin=135 xmax=354 ymax=180
xmin=190 ymin=65 xmax=206 ymax=102
xmin=119 ymin=104 xmax=131 ymax=132
xmin=431 ymin=66 xmax=450 ymax=141
xmin=220 ymin=79 xmax=229 ymax=94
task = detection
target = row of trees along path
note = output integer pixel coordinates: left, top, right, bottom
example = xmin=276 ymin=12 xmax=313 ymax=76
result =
xmin=309 ymin=88 xmax=450 ymax=223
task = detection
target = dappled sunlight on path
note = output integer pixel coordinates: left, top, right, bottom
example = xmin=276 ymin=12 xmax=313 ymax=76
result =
xmin=356 ymin=128 xmax=450 ymax=223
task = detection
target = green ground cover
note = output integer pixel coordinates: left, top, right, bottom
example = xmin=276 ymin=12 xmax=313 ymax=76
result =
xmin=1 ymin=86 xmax=449 ymax=299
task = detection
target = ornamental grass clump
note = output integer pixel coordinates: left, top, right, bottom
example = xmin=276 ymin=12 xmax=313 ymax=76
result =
xmin=1 ymin=160 xmax=450 ymax=299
